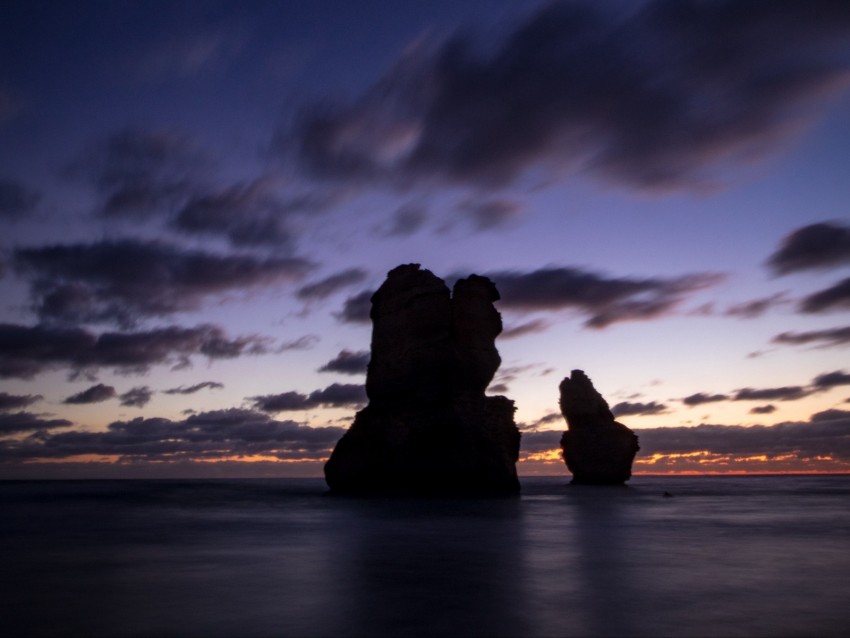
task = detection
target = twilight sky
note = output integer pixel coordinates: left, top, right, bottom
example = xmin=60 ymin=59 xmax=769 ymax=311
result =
xmin=2 ymin=0 xmax=850 ymax=478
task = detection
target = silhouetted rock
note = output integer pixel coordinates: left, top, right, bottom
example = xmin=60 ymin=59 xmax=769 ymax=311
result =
xmin=559 ymin=370 xmax=639 ymax=485
xmin=325 ymin=264 xmax=520 ymax=494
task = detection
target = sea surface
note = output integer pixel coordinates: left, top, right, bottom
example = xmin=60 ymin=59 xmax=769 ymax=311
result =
xmin=2 ymin=475 xmax=848 ymax=637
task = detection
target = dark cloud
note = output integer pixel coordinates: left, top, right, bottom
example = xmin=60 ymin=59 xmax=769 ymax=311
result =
xmin=489 ymin=266 xmax=723 ymax=328
xmin=0 ymin=409 xmax=344 ymax=462
xmin=0 ymin=392 xmax=42 ymax=411
xmin=63 ymin=383 xmax=116 ymax=405
xmin=0 ymin=322 xmax=270 ymax=379
xmin=682 ymin=392 xmax=729 ymax=407
xmin=288 ymin=0 xmax=850 ymax=191
xmin=767 ymin=222 xmax=850 ymax=275
xmin=799 ymin=276 xmax=850 ymax=314
xmin=120 ymin=386 xmax=153 ymax=408
xmin=456 ymin=198 xmax=523 ymax=231
xmin=749 ymin=404 xmax=776 ymax=415
xmin=724 ymin=293 xmax=788 ymax=319
xmin=163 ymin=381 xmax=224 ymax=395
xmin=772 ymin=325 xmax=850 ymax=348
xmin=500 ymin=319 xmax=550 ymax=339
xmin=637 ymin=412 xmax=850 ymax=462
xmin=0 ymin=412 xmax=73 ymax=436
xmin=296 ymin=268 xmax=368 ymax=300
xmin=336 ymin=290 xmax=373 ymax=324
xmin=318 ymin=350 xmax=370 ymax=375
xmin=518 ymin=429 xmax=562 ymax=454
xmin=68 ymin=128 xmax=203 ymax=219
xmin=0 ymin=178 xmax=39 ymax=218
xmin=611 ymin=401 xmax=668 ymax=418
xmin=733 ymin=386 xmax=811 ymax=402
xmin=14 ymin=239 xmax=312 ymax=326
xmin=811 ymin=409 xmax=850 ymax=423
xmin=379 ymin=204 xmax=428 ymax=237
xmin=250 ymin=383 xmax=366 ymax=413
xmin=812 ymin=370 xmax=850 ymax=390
xmin=171 ymin=177 xmax=335 ymax=248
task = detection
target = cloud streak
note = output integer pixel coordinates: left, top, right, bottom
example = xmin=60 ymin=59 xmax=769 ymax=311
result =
xmin=297 ymin=268 xmax=368 ymax=300
xmin=249 ymin=383 xmax=366 ymax=412
xmin=288 ymin=0 xmax=850 ymax=191
xmin=0 ymin=412 xmax=73 ymax=436
xmin=611 ymin=401 xmax=668 ymax=418
xmin=163 ymin=381 xmax=225 ymax=395
xmin=489 ymin=266 xmax=722 ymax=328
xmin=799 ymin=276 xmax=850 ymax=314
xmin=0 ymin=409 xmax=344 ymax=462
xmin=14 ymin=239 xmax=312 ymax=326
xmin=0 ymin=392 xmax=42 ymax=411
xmin=772 ymin=326 xmax=850 ymax=348
xmin=0 ymin=322 xmax=272 ymax=380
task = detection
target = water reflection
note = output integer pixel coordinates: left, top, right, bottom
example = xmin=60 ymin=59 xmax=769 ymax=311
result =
xmin=326 ymin=497 xmax=529 ymax=637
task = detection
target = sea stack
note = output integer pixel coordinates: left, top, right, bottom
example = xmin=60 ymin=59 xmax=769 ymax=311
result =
xmin=559 ymin=370 xmax=639 ymax=485
xmin=324 ymin=264 xmax=521 ymax=494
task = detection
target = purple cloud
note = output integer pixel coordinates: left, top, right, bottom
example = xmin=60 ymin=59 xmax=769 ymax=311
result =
xmin=0 ymin=409 xmax=344 ymax=462
xmin=800 ymin=277 xmax=850 ymax=314
xmin=163 ymin=381 xmax=224 ymax=395
xmin=772 ymin=326 xmax=850 ymax=348
xmin=318 ymin=350 xmax=370 ymax=375
xmin=0 ymin=322 xmax=272 ymax=380
xmin=14 ymin=239 xmax=313 ymax=326
xmin=250 ymin=383 xmax=366 ymax=412
xmin=489 ymin=266 xmax=723 ymax=328
xmin=768 ymin=221 xmax=850 ymax=275
xmin=63 ymin=384 xmax=117 ymax=405
xmin=287 ymin=0 xmax=850 ymax=191
xmin=611 ymin=401 xmax=668 ymax=418
xmin=120 ymin=386 xmax=153 ymax=408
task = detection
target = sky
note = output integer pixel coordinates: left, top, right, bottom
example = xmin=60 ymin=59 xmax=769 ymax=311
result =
xmin=1 ymin=0 xmax=850 ymax=479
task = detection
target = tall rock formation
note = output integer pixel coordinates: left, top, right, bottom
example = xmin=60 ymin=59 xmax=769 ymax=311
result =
xmin=324 ymin=264 xmax=521 ymax=494
xmin=559 ymin=370 xmax=639 ymax=485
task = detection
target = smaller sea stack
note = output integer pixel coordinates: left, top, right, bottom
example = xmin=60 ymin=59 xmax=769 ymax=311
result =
xmin=559 ymin=370 xmax=639 ymax=485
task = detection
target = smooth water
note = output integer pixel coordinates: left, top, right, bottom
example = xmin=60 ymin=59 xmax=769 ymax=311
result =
xmin=2 ymin=475 xmax=848 ymax=637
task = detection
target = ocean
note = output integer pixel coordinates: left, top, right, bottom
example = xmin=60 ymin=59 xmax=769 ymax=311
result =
xmin=1 ymin=475 xmax=848 ymax=637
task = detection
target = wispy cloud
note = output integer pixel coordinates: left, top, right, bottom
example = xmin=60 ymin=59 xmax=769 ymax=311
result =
xmin=286 ymin=0 xmax=850 ymax=191
xmin=489 ymin=266 xmax=723 ymax=328
xmin=772 ymin=325 xmax=850 ymax=348
xmin=163 ymin=381 xmax=224 ymax=395
xmin=0 ymin=323 xmax=272 ymax=380
xmin=14 ymin=239 xmax=313 ymax=327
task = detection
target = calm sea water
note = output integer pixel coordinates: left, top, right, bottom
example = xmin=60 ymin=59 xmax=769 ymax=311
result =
xmin=1 ymin=475 xmax=848 ymax=637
